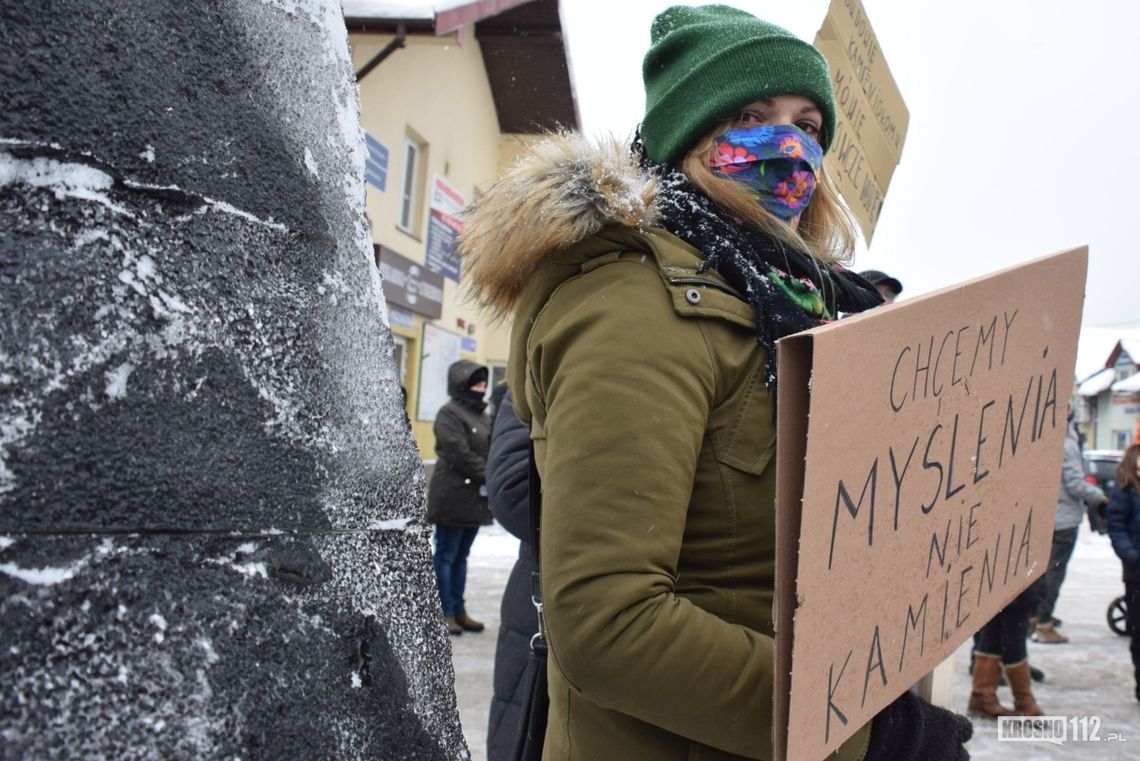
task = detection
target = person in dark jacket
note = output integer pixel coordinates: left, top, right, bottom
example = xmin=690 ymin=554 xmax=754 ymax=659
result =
xmin=427 ymin=359 xmax=492 ymax=635
xmin=484 ymin=388 xmax=537 ymax=761
xmin=1106 ymin=441 xmax=1140 ymax=702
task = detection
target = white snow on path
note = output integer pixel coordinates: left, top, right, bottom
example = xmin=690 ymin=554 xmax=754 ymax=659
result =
xmin=954 ymin=528 xmax=1139 ymax=759
xmin=454 ymin=524 xmax=1140 ymax=761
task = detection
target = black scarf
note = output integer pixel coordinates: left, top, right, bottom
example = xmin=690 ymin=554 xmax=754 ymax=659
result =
xmin=641 ymin=147 xmax=883 ymax=384
xmin=457 ymin=390 xmax=488 ymax=413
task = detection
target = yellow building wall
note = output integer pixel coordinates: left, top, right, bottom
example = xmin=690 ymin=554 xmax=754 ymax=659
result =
xmin=351 ymin=27 xmax=515 ymax=460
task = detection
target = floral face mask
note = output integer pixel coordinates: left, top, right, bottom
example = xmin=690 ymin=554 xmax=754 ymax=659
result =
xmin=707 ymin=124 xmax=823 ymax=223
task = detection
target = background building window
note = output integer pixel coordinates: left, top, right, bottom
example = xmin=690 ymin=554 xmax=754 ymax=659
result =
xmin=397 ymin=131 xmax=428 ymax=236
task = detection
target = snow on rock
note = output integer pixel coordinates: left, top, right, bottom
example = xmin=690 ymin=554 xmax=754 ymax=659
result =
xmin=0 ymin=152 xmax=126 ymax=214
xmin=103 ymin=362 xmax=134 ymax=400
xmin=2 ymin=0 xmax=462 ymax=758
xmin=0 ymin=558 xmax=87 ymax=586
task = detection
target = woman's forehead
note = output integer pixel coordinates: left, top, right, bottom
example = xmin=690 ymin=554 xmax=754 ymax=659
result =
xmin=739 ymin=95 xmax=821 ymax=114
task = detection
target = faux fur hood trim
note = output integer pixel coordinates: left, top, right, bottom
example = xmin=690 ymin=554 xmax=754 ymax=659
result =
xmin=459 ymin=133 xmax=659 ymax=316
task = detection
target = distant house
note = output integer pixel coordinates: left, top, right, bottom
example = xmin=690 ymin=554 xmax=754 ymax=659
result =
xmin=1077 ymin=338 xmax=1140 ymax=450
xmin=343 ymin=0 xmax=578 ymax=458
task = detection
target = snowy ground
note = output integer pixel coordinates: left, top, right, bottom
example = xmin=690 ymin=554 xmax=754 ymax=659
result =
xmin=952 ymin=527 xmax=1138 ymax=760
xmin=450 ymin=522 xmax=1139 ymax=760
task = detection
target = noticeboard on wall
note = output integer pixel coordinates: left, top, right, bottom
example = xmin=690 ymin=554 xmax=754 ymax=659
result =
xmin=416 ymin=323 xmax=463 ymax=422
xmin=364 ymin=132 xmax=388 ymax=191
xmin=424 ymin=174 xmax=465 ymax=282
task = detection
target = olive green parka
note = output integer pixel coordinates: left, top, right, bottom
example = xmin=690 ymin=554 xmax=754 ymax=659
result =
xmin=461 ymin=135 xmax=870 ymax=761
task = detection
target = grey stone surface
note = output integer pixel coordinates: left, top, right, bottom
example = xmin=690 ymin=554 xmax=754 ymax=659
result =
xmin=1 ymin=532 xmax=454 ymax=760
xmin=1 ymin=0 xmax=465 ymax=757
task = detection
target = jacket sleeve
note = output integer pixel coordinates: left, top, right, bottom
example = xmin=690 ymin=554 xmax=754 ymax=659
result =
xmin=434 ymin=405 xmax=487 ymax=483
xmin=1061 ymin=438 xmax=1105 ymax=505
xmin=487 ymin=391 xmax=532 ymax=541
xmin=1106 ymin=487 xmax=1140 ymax=566
xmin=531 ymin=262 xmax=775 ymax=758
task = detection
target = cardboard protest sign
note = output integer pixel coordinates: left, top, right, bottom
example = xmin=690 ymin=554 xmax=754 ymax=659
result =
xmin=813 ymin=0 xmax=908 ymax=244
xmin=773 ymin=248 xmax=1088 ymax=761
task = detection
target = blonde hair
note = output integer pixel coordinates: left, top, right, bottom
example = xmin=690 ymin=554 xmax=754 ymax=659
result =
xmin=680 ymin=118 xmax=856 ymax=265
xmin=1117 ymin=444 xmax=1140 ymax=494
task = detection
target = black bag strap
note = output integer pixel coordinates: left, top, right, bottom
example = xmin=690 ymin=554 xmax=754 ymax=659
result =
xmin=527 ymin=440 xmax=546 ymax=654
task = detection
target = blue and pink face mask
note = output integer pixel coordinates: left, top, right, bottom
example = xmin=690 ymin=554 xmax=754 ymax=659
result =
xmin=707 ymin=124 xmax=823 ymax=224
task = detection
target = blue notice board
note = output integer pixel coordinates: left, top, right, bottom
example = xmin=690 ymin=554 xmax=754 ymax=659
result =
xmin=425 ymin=210 xmax=462 ymax=281
xmin=364 ymin=132 xmax=388 ymax=192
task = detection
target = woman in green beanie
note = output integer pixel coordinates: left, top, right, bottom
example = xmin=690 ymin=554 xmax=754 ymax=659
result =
xmin=461 ymin=5 xmax=972 ymax=760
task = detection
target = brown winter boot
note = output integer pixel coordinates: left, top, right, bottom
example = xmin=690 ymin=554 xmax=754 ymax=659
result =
xmin=968 ymin=653 xmax=1015 ymax=718
xmin=1005 ymin=660 xmax=1044 ymax=716
xmin=454 ymin=612 xmax=485 ymax=632
xmin=445 ymin=616 xmax=463 ymax=636
xmin=1032 ymin=622 xmax=1069 ymax=644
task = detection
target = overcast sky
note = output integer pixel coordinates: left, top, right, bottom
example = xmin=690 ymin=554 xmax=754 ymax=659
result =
xmin=558 ymin=0 xmax=1140 ymax=336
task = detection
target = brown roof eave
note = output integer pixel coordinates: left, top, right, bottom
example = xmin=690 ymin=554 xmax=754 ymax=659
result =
xmin=435 ymin=0 xmax=536 ymax=36
xmin=344 ymin=17 xmax=436 ymax=35
xmin=345 ymin=0 xmax=535 ymax=36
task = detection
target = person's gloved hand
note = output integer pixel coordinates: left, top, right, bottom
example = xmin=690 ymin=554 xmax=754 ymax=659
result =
xmin=863 ymin=690 xmax=972 ymax=761
xmin=1088 ymin=501 xmax=1109 ymax=535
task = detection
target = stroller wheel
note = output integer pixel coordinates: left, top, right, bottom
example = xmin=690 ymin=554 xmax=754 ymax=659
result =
xmin=1108 ymin=596 xmax=1128 ymax=636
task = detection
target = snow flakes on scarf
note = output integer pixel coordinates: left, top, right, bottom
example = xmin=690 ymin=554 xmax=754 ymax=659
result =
xmin=641 ymin=148 xmax=883 ymax=386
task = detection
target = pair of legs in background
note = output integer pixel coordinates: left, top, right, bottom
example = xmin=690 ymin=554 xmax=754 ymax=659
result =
xmin=1128 ymin=581 xmax=1140 ymax=702
xmin=433 ymin=525 xmax=484 ymax=634
xmin=1031 ymin=525 xmax=1079 ymax=643
xmin=969 ymin=588 xmax=1042 ymax=717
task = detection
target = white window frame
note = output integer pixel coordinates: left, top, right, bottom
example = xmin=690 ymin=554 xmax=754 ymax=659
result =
xmin=397 ymin=137 xmax=422 ymax=235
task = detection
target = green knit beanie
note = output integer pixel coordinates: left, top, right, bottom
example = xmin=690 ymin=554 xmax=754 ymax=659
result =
xmin=641 ymin=5 xmax=837 ymax=164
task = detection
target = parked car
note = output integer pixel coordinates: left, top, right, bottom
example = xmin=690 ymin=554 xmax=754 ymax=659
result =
xmin=1082 ymin=448 xmax=1122 ymax=533
xmin=1083 ymin=448 xmax=1123 ymax=492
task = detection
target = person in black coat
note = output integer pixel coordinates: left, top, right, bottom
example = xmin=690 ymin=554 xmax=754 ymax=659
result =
xmin=427 ymin=359 xmax=492 ymax=635
xmin=1106 ymin=442 xmax=1140 ymax=703
xmin=484 ymin=388 xmax=537 ymax=761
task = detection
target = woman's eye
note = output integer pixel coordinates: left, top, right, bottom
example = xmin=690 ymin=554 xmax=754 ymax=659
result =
xmin=738 ymin=111 xmax=765 ymax=126
xmin=797 ymin=121 xmax=820 ymax=136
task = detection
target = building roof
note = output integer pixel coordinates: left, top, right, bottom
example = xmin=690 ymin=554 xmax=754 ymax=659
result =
xmin=1114 ymin=371 xmax=1140 ymax=394
xmin=1120 ymin=339 xmax=1140 ymax=364
xmin=475 ymin=0 xmax=578 ymax=133
xmin=1079 ymin=367 xmax=1116 ymax=397
xmin=345 ymin=0 xmax=577 ymax=133
xmin=344 ymin=0 xmax=534 ymax=35
xmin=1106 ymin=338 xmax=1140 ymax=369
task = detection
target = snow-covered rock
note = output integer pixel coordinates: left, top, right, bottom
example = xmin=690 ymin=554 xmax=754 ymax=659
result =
xmin=0 ymin=1 xmax=464 ymax=758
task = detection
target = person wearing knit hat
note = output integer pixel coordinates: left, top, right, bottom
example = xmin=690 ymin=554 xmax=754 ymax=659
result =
xmin=459 ymin=6 xmax=969 ymax=761
xmin=641 ymin=4 xmax=838 ymax=163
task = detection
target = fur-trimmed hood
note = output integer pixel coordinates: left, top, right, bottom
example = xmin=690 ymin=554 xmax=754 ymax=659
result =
xmin=459 ymin=133 xmax=660 ymax=316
